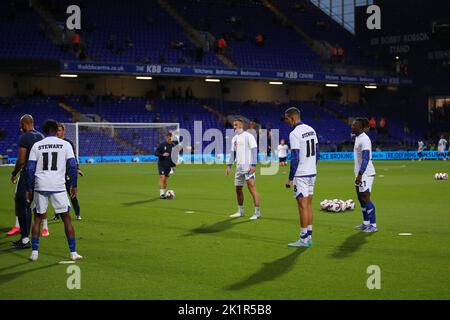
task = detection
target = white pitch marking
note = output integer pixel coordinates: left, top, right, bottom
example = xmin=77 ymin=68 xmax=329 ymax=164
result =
xmin=379 ymin=175 xmax=385 ymax=177
xmin=185 ymin=211 xmax=195 ymax=213
xmin=398 ymin=233 xmax=413 ymax=236
xmin=59 ymin=260 xmax=76 ymax=264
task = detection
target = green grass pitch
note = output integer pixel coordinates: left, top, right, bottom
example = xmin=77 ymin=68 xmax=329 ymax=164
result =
xmin=1 ymin=160 xmax=449 ymax=299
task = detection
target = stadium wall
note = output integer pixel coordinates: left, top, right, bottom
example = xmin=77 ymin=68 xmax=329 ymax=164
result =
xmin=0 ymin=75 xmax=361 ymax=103
xmin=0 ymin=75 xmax=14 ymax=96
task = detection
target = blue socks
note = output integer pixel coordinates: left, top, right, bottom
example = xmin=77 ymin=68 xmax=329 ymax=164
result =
xmin=32 ymin=237 xmax=76 ymax=252
xmin=32 ymin=237 xmax=39 ymax=251
xmin=68 ymin=237 xmax=76 ymax=253
xmin=362 ymin=207 xmax=369 ymax=223
xmin=365 ymin=202 xmax=376 ymax=224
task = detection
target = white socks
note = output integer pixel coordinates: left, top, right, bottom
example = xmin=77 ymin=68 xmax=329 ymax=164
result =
xmin=254 ymin=207 xmax=260 ymax=215
xmin=300 ymin=228 xmax=308 ymax=239
xmin=15 ymin=216 xmax=20 ymax=228
xmin=307 ymin=225 xmax=313 ymax=240
xmin=42 ymin=219 xmax=48 ymax=230
xmin=160 ymin=189 xmax=165 ymax=196
xmin=238 ymin=206 xmax=244 ymax=214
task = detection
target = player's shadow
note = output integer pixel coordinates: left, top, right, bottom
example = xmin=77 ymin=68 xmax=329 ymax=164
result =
xmin=330 ymin=232 xmax=375 ymax=259
xmin=0 ymin=263 xmax=57 ymax=285
xmin=122 ymin=197 xmax=161 ymax=207
xmin=0 ymin=247 xmax=17 ymax=255
xmin=183 ymin=218 xmax=252 ymax=236
xmin=0 ymin=261 xmax=30 ymax=274
xmin=226 ymin=249 xmax=305 ymax=291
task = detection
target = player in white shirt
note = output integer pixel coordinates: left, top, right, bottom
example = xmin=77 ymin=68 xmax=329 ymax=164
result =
xmin=169 ymin=129 xmax=180 ymax=175
xmin=437 ymin=136 xmax=448 ymax=160
xmin=284 ymin=107 xmax=319 ymax=248
xmin=352 ymin=118 xmax=377 ymax=233
xmin=277 ymin=139 xmax=289 ymax=166
xmin=417 ymin=140 xmax=425 ymax=161
xmin=226 ymin=119 xmax=261 ymax=220
xmin=25 ymin=120 xmax=83 ymax=261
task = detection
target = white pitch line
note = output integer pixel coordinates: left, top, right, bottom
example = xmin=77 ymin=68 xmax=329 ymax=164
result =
xmin=185 ymin=211 xmax=195 ymax=213
xmin=398 ymin=233 xmax=413 ymax=236
xmin=59 ymin=261 xmax=76 ymax=264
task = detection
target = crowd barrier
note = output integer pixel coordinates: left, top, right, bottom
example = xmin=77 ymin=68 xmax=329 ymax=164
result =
xmin=5 ymin=151 xmax=444 ymax=164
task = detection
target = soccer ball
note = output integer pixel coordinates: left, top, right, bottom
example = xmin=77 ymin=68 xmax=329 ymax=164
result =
xmin=338 ymin=200 xmax=347 ymax=211
xmin=327 ymin=201 xmax=335 ymax=210
xmin=434 ymin=173 xmax=448 ymax=180
xmin=320 ymin=199 xmax=330 ymax=210
xmin=165 ymin=190 xmax=175 ymax=199
xmin=330 ymin=202 xmax=342 ymax=213
xmin=345 ymin=199 xmax=356 ymax=210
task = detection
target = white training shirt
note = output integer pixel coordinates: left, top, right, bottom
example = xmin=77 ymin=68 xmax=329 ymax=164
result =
xmin=418 ymin=141 xmax=424 ymax=152
xmin=438 ymin=139 xmax=447 ymax=151
xmin=28 ymin=136 xmax=75 ymax=192
xmin=289 ymin=123 xmax=318 ymax=177
xmin=354 ymin=132 xmax=376 ymax=176
xmin=277 ymin=144 xmax=289 ymax=158
xmin=230 ymin=131 xmax=257 ymax=171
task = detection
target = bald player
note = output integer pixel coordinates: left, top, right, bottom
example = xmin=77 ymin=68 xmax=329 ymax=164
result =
xmin=9 ymin=115 xmax=45 ymax=248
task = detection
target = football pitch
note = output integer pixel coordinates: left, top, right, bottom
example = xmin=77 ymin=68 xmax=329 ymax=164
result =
xmin=1 ymin=160 xmax=449 ymax=300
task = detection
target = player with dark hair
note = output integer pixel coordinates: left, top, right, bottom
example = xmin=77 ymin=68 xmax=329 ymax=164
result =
xmin=284 ymin=107 xmax=319 ymax=247
xmin=52 ymin=123 xmax=84 ymax=221
xmin=155 ymin=132 xmax=177 ymax=199
xmin=9 ymin=115 xmax=45 ymax=248
xmin=352 ymin=118 xmax=377 ymax=232
xmin=25 ymin=120 xmax=82 ymax=261
xmin=277 ymin=139 xmax=289 ymax=166
xmin=226 ymin=118 xmax=261 ymax=220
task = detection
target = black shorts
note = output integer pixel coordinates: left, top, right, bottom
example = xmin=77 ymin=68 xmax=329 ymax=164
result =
xmin=158 ymin=164 xmax=171 ymax=177
xmin=279 ymin=157 xmax=287 ymax=163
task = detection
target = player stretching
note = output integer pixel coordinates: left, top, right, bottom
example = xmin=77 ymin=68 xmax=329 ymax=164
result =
xmin=25 ymin=120 xmax=82 ymax=261
xmin=277 ymin=139 xmax=289 ymax=166
xmin=155 ymin=132 xmax=177 ymax=199
xmin=437 ymin=136 xmax=448 ymax=161
xmin=52 ymin=123 xmax=84 ymax=220
xmin=417 ymin=140 xmax=425 ymax=161
xmin=226 ymin=119 xmax=261 ymax=220
xmin=284 ymin=107 xmax=318 ymax=248
xmin=352 ymin=118 xmax=377 ymax=233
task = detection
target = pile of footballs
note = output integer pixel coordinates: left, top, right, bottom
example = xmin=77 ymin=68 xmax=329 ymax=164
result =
xmin=434 ymin=173 xmax=448 ymax=180
xmin=320 ymin=199 xmax=356 ymax=213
